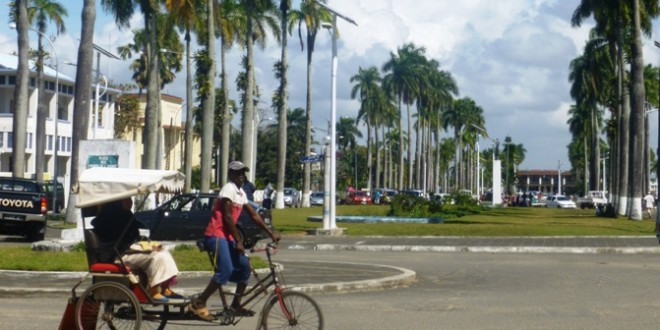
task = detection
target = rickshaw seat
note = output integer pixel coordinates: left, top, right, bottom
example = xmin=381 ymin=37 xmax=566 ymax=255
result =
xmin=84 ymin=229 xmax=131 ymax=274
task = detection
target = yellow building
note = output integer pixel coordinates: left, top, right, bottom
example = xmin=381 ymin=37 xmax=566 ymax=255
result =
xmin=117 ymin=93 xmax=201 ymax=172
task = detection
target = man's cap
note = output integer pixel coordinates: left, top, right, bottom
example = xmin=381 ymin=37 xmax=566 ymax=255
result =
xmin=228 ymin=160 xmax=249 ymax=172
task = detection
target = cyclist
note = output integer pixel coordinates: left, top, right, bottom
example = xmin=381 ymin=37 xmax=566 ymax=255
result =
xmin=189 ymin=161 xmax=280 ymax=321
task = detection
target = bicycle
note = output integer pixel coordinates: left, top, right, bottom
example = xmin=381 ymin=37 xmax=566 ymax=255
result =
xmin=202 ymin=242 xmax=324 ymax=329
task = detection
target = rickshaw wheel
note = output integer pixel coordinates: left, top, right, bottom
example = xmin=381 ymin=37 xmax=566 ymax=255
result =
xmin=75 ymin=281 xmax=142 ymax=330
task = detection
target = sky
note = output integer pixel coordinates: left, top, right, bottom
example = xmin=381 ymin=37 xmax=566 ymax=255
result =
xmin=1 ymin=0 xmax=660 ymax=171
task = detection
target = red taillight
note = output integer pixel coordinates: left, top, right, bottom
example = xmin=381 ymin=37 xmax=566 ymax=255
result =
xmin=41 ymin=196 xmax=48 ymax=215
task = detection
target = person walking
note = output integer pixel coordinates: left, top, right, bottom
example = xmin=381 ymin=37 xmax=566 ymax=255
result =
xmin=644 ymin=192 xmax=656 ymax=219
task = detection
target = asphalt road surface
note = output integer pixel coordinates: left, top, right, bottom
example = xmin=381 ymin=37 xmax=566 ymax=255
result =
xmin=3 ymin=249 xmax=660 ymax=329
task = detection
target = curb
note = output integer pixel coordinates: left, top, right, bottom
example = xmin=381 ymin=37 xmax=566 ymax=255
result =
xmin=286 ymin=244 xmax=660 ymax=254
xmin=0 ymin=262 xmax=416 ymax=296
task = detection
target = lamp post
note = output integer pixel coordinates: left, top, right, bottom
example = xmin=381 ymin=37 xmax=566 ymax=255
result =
xmin=169 ymin=103 xmax=185 ymax=171
xmin=11 ymin=23 xmax=60 ymax=213
xmin=600 ymin=153 xmax=609 ymax=192
xmin=315 ymin=0 xmax=357 ymax=231
xmin=471 ymin=124 xmax=501 ymax=205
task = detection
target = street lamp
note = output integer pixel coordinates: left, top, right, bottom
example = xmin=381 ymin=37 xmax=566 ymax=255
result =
xmin=557 ymin=160 xmax=566 ymax=195
xmin=10 ymin=23 xmax=60 ymax=212
xmin=315 ymin=0 xmax=357 ymax=231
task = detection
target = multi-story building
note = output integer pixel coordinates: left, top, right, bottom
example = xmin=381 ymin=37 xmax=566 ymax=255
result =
xmin=0 ymin=53 xmax=119 ymax=180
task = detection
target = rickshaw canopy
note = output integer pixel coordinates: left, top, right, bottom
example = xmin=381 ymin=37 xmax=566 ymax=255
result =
xmin=75 ymin=168 xmax=185 ymax=208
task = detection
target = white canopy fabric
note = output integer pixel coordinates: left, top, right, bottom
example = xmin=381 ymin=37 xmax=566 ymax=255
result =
xmin=75 ymin=168 xmax=185 ymax=208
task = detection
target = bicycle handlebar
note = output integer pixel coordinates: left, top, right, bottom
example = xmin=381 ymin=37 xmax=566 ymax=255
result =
xmin=250 ymin=241 xmax=279 ymax=254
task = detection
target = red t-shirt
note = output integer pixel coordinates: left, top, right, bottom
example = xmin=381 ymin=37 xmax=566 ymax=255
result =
xmin=204 ymin=182 xmax=248 ymax=240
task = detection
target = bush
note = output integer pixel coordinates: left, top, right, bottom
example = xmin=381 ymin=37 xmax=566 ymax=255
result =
xmin=389 ymin=192 xmax=484 ymax=219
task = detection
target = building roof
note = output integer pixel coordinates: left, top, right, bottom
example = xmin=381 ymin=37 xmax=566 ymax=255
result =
xmin=0 ymin=53 xmax=74 ymax=82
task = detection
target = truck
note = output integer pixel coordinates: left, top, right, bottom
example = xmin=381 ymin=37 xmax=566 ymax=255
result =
xmin=0 ymin=178 xmax=49 ymax=242
xmin=577 ymin=190 xmax=608 ymax=209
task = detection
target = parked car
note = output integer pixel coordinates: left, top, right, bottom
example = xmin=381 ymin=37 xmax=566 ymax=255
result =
xmin=310 ymin=191 xmax=324 ymax=206
xmin=400 ymin=189 xmax=426 ymax=200
xmin=134 ymin=193 xmax=274 ymax=248
xmin=545 ymin=195 xmax=577 ymax=209
xmin=281 ymin=187 xmax=300 ymax=207
xmin=345 ymin=191 xmax=372 ymax=205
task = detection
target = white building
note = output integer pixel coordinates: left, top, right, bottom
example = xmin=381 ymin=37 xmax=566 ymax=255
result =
xmin=0 ymin=53 xmax=119 ymax=181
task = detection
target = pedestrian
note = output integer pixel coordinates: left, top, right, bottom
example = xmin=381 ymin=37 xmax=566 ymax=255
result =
xmin=644 ymin=191 xmax=656 ymax=219
xmin=243 ymin=179 xmax=255 ymax=202
xmin=262 ymin=183 xmax=273 ymax=209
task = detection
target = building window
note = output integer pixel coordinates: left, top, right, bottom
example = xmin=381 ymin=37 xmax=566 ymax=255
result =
xmin=0 ymin=132 xmax=4 ymax=148
xmin=47 ymin=135 xmax=52 ymax=151
xmin=0 ymin=76 xmax=5 ymax=84
xmin=67 ymin=137 xmax=72 ymax=152
xmin=8 ymin=133 xmax=12 ymax=148
xmin=29 ymin=77 xmax=35 ymax=87
xmin=27 ymin=133 xmax=32 ymax=149
xmin=9 ymin=76 xmax=16 ymax=85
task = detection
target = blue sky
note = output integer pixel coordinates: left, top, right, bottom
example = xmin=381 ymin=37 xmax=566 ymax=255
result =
xmin=0 ymin=0 xmax=659 ymax=171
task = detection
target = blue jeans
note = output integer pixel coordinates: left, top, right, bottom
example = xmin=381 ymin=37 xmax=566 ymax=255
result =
xmin=205 ymin=236 xmax=251 ymax=285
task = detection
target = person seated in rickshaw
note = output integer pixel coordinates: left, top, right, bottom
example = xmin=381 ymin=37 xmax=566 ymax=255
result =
xmin=189 ymin=161 xmax=280 ymax=321
xmin=91 ymin=197 xmax=182 ymax=302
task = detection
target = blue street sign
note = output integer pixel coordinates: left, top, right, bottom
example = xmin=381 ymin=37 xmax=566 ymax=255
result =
xmin=300 ymin=155 xmax=324 ymax=163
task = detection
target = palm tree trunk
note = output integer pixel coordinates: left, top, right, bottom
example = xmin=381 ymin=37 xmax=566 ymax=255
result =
xmin=375 ymin=126 xmax=381 ymax=190
xmin=184 ymin=29 xmax=193 ymax=191
xmin=628 ymin=0 xmax=645 ymax=220
xmin=276 ymin=1 xmax=289 ymax=209
xmin=201 ymin=0 xmax=216 ymax=192
xmin=242 ymin=7 xmax=255 ymax=182
xmin=35 ymin=35 xmax=46 ymax=182
xmin=221 ymin=34 xmax=230 ymax=187
xmin=366 ymin=119 xmax=373 ymax=192
xmin=144 ymin=11 xmax=161 ymax=169
xmin=398 ymin=101 xmax=404 ymax=191
xmin=66 ymin=0 xmax=95 ymax=222
xmin=12 ymin=0 xmax=29 ymax=178
xmin=407 ymin=104 xmax=413 ymax=189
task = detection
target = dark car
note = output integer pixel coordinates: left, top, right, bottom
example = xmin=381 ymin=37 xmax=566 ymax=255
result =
xmin=134 ymin=193 xmax=273 ymax=248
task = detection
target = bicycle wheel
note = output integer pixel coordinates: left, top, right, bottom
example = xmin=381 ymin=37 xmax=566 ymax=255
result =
xmin=75 ymin=281 xmax=142 ymax=330
xmin=260 ymin=291 xmax=323 ymax=330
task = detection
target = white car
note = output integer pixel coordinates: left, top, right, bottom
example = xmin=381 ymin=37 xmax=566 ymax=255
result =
xmin=545 ymin=195 xmax=576 ymax=209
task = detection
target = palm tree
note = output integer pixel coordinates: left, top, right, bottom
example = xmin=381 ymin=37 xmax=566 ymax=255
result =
xmin=102 ymin=0 xmax=162 ymax=170
xmin=164 ymin=0 xmax=203 ymax=191
xmin=290 ymin=0 xmax=331 ymax=207
xmin=443 ymin=97 xmax=483 ymax=191
xmin=238 ymin=0 xmax=280 ymax=183
xmin=10 ymin=0 xmax=30 ymax=178
xmin=382 ymin=43 xmax=427 ymax=190
xmin=568 ymin=36 xmax=611 ymax=194
xmin=275 ymin=0 xmax=292 ymax=209
xmin=216 ymin=0 xmax=243 ymax=186
xmin=26 ymin=0 xmax=67 ymax=182
xmin=351 ymin=66 xmax=382 ymax=192
xmin=65 ymin=0 xmax=96 ymax=222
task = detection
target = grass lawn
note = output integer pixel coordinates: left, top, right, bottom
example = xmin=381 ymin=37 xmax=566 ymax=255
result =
xmin=1 ymin=204 xmax=655 ymax=271
xmin=271 ymin=205 xmax=656 ymax=237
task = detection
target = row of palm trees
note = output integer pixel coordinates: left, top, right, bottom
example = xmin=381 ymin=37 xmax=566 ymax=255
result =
xmin=569 ymin=0 xmax=657 ymax=220
xmin=10 ymin=0 xmax=526 ymax=214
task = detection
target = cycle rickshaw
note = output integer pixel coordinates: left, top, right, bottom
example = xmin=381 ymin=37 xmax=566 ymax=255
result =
xmin=60 ymin=167 xmax=323 ymax=329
